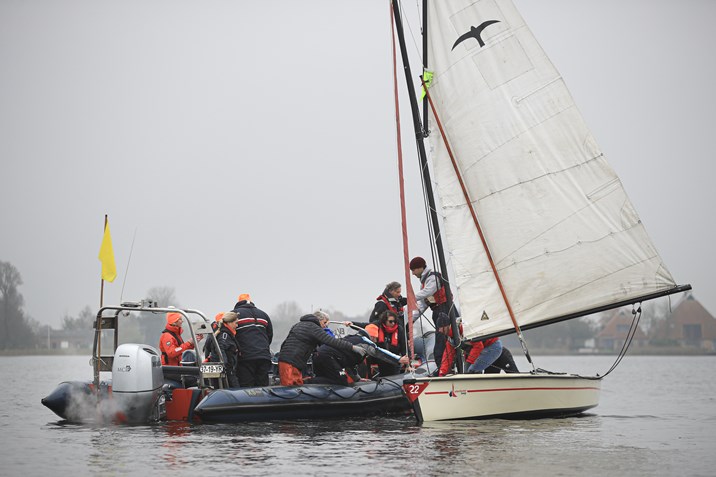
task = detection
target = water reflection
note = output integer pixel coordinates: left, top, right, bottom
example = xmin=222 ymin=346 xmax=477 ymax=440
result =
xmin=8 ymin=356 xmax=716 ymax=476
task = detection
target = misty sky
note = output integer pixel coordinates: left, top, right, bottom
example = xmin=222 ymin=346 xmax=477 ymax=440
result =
xmin=1 ymin=0 xmax=713 ymax=328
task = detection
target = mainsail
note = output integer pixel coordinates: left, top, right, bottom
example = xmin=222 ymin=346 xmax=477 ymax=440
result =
xmin=424 ymin=0 xmax=680 ymax=341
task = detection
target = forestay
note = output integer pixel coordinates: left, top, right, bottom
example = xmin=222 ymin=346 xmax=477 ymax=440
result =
xmin=424 ymin=0 xmax=677 ymax=340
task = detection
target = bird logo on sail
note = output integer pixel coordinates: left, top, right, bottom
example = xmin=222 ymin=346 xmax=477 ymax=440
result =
xmin=452 ymin=20 xmax=501 ymax=50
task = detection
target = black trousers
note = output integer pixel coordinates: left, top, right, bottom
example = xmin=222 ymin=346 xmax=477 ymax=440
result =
xmin=312 ymin=353 xmax=348 ymax=386
xmin=484 ymin=347 xmax=519 ymax=373
xmin=431 ymin=307 xmax=448 ymax=374
xmin=237 ymin=359 xmax=271 ymax=387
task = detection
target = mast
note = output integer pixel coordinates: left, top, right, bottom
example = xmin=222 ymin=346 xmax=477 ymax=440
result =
xmin=421 ymin=0 xmax=429 ymax=132
xmin=392 ymin=0 xmax=463 ymax=372
xmin=391 ymin=0 xmax=446 ymax=276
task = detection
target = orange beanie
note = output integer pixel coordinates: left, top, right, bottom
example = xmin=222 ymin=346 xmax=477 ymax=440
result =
xmin=166 ymin=312 xmax=183 ymax=326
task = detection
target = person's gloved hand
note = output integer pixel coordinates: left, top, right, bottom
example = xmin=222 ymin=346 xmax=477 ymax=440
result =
xmin=352 ymin=345 xmax=367 ymax=357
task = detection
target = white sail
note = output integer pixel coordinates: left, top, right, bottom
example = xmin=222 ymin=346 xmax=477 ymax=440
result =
xmin=424 ymin=0 xmax=677 ymax=340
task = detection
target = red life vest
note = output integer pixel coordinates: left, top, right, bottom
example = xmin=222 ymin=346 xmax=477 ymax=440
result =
xmin=377 ymin=295 xmax=403 ymax=314
xmin=420 ymin=271 xmax=448 ymax=307
xmin=465 ymin=337 xmax=500 ymax=364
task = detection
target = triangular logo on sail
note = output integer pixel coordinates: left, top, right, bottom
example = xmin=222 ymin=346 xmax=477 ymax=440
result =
xmin=451 ymin=20 xmax=500 ymax=50
xmin=481 ymin=311 xmax=489 ymax=321
xmin=403 ymin=382 xmax=430 ymax=403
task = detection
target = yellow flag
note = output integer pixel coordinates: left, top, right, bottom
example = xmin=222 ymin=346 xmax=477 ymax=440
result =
xmin=420 ymin=70 xmax=434 ymax=100
xmin=98 ymin=221 xmax=117 ymax=282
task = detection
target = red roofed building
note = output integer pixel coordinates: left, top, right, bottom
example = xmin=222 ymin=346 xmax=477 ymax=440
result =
xmin=596 ymin=308 xmax=648 ymax=351
xmin=652 ymin=294 xmax=716 ymax=351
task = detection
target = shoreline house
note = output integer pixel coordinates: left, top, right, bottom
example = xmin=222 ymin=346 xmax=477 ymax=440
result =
xmin=651 ymin=294 xmax=716 ymax=351
xmin=47 ymin=328 xmax=94 ymax=350
xmin=595 ymin=309 xmax=649 ymax=351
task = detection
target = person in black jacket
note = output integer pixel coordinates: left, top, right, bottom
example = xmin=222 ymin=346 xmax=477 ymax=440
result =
xmin=311 ymin=334 xmax=370 ymax=385
xmin=278 ymin=311 xmax=367 ymax=386
xmin=232 ymin=293 xmax=273 ymax=387
xmin=311 ymin=332 xmax=407 ymax=385
xmin=369 ymin=281 xmax=407 ymax=324
xmin=209 ymin=311 xmax=240 ymax=388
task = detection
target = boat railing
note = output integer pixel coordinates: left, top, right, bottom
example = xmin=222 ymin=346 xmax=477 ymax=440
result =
xmin=91 ymin=302 xmax=228 ymax=391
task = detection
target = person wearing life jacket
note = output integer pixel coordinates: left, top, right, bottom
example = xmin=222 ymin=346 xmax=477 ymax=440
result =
xmin=409 ymin=256 xmax=452 ymax=375
xmin=465 ymin=337 xmax=503 ymax=374
xmin=231 ymin=293 xmax=273 ymax=387
xmin=209 ymin=311 xmax=241 ymax=387
xmin=373 ymin=310 xmax=407 ymax=376
xmin=370 ymin=281 xmax=407 ymax=324
xmin=437 ymin=321 xmax=460 ymax=376
xmin=346 ymin=318 xmax=411 ymax=378
xmin=159 ymin=312 xmax=195 ymax=366
xmin=203 ymin=312 xmax=225 ymax=362
xmin=278 ymin=311 xmax=367 ymax=386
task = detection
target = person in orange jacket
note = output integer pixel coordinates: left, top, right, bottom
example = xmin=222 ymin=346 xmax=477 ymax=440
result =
xmin=159 ymin=312 xmax=195 ymax=366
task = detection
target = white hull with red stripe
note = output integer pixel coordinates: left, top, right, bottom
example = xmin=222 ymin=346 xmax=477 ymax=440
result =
xmin=403 ymin=372 xmax=601 ymax=422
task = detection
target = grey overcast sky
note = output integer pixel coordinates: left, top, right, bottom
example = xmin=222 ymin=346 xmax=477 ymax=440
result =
xmin=1 ymin=0 xmax=713 ymax=328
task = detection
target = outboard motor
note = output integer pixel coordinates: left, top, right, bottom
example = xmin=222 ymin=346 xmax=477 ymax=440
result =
xmin=112 ymin=343 xmax=166 ymax=423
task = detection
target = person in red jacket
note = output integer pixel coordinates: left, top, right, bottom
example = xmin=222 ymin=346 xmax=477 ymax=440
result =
xmin=159 ymin=312 xmax=195 ymax=366
xmin=465 ymin=337 xmax=503 ymax=373
xmin=437 ymin=322 xmax=461 ymax=377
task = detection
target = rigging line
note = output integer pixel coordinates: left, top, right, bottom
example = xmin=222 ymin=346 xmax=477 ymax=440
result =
xmin=416 ymin=138 xmax=439 ymax=268
xmin=397 ymin=0 xmax=424 ymax=68
xmin=415 ymin=143 xmax=441 ymax=272
xmin=421 ymin=75 xmax=536 ymax=371
xmin=597 ymin=304 xmax=642 ymax=379
xmin=391 ymin=0 xmax=415 ymax=360
xmin=119 ymin=227 xmax=138 ymax=304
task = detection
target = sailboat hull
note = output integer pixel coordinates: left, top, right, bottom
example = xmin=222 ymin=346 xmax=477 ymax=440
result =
xmin=403 ymin=373 xmax=601 ymax=422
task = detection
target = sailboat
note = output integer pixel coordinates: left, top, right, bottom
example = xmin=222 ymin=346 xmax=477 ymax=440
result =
xmin=391 ymin=0 xmax=691 ymax=421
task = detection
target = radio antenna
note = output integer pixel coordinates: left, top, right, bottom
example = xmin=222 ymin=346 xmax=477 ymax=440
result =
xmin=120 ymin=227 xmax=137 ymax=303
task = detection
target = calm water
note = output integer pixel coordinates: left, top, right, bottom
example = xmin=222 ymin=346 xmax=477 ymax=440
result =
xmin=1 ymin=355 xmax=714 ymax=476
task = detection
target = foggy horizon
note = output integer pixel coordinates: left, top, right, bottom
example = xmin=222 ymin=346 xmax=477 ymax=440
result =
xmin=2 ymin=0 xmax=713 ymax=330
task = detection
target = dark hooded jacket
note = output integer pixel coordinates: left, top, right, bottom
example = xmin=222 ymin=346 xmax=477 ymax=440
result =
xmin=232 ymin=300 xmax=273 ymax=361
xmin=278 ymin=314 xmax=356 ymax=370
xmin=209 ymin=323 xmax=240 ymax=387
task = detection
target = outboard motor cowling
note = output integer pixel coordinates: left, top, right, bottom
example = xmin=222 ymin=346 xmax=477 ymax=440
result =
xmin=112 ymin=343 xmax=165 ymax=423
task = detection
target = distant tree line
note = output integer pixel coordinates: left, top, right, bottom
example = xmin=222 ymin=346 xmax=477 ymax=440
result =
xmin=0 ymin=258 xmax=374 ymax=352
xmin=0 ymin=261 xmax=39 ymax=349
xmin=0 ymin=259 xmax=686 ymax=353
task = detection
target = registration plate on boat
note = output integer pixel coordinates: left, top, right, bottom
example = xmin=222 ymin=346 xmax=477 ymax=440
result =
xmin=200 ymin=363 xmax=224 ymax=378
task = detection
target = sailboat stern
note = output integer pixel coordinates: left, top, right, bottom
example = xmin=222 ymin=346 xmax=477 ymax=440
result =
xmin=403 ymin=373 xmax=601 ymax=422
